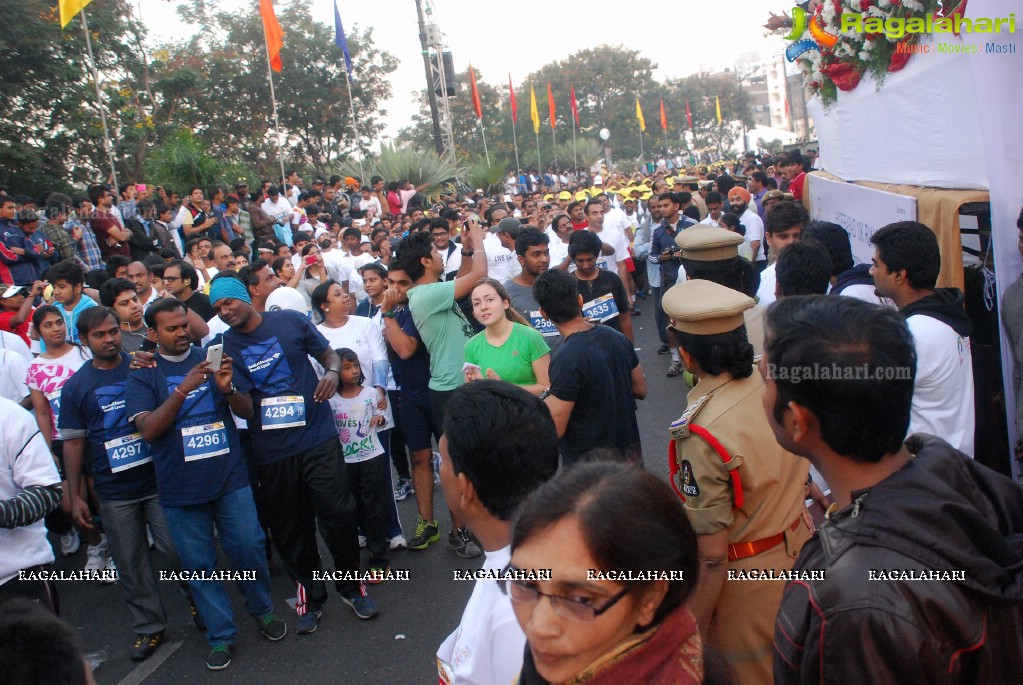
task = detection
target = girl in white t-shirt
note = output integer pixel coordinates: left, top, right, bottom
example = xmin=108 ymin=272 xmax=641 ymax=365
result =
xmin=328 ymin=349 xmax=392 ymax=581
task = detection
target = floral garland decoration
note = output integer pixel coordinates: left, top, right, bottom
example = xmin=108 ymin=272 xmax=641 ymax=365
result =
xmin=778 ymin=0 xmax=967 ymax=106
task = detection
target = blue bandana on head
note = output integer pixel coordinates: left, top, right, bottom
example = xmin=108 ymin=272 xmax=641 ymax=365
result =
xmin=208 ymin=277 xmax=252 ymax=305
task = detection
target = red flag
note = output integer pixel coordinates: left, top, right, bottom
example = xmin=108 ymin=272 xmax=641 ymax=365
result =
xmin=547 ymin=82 xmax=556 ymax=130
xmin=785 ymin=97 xmax=791 ymax=119
xmin=685 ymin=99 xmax=693 ymax=130
xmin=259 ymin=0 xmax=284 ymax=73
xmin=508 ymin=73 xmax=517 ymax=124
xmin=660 ymin=99 xmax=667 ymax=130
xmin=570 ymin=86 xmax=580 ymax=126
xmin=469 ymin=64 xmax=482 ymax=119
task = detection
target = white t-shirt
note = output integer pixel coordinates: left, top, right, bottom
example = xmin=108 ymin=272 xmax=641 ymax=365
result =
xmin=906 ymin=314 xmax=976 ymax=456
xmin=757 ymin=263 xmax=777 ymax=307
xmin=359 ymin=196 xmax=382 ymax=218
xmin=0 ymin=330 xmax=32 ymax=362
xmin=437 ymin=546 xmax=525 ymax=685
xmin=317 ymin=316 xmax=389 ymax=390
xmin=587 ymin=228 xmax=629 ymax=276
xmin=0 ymin=349 xmax=29 ymax=404
xmin=440 ymin=244 xmax=463 ymax=281
xmin=0 ymin=397 xmax=60 ymax=584
xmin=483 ymin=233 xmax=517 ymax=283
xmin=740 ymin=208 xmax=765 ymax=262
xmin=328 ymin=386 xmax=386 ymax=464
xmin=261 ymin=197 xmax=293 ymax=225
xmin=603 ymin=206 xmax=630 ymax=237
xmin=26 ymin=346 xmax=92 ymax=440
xmin=320 ymin=249 xmax=349 ymax=281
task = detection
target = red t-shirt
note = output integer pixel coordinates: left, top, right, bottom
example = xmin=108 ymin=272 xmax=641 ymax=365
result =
xmin=571 ymin=220 xmax=589 ymax=231
xmin=0 ymin=309 xmax=31 ymax=345
xmin=89 ymin=212 xmax=132 ymax=259
xmin=789 ymin=171 xmax=806 ymax=202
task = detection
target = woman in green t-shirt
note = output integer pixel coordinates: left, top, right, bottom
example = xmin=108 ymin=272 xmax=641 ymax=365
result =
xmin=464 ymin=278 xmax=551 ymax=396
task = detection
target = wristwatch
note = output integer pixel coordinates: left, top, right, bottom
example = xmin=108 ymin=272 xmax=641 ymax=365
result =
xmin=382 ymin=309 xmax=397 ymax=319
xmin=224 ymin=383 xmax=237 ymax=397
xmin=461 ymin=249 xmax=475 ymax=257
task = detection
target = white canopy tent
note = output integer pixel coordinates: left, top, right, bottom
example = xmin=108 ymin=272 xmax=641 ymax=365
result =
xmin=805 ymin=0 xmax=1022 ymax=476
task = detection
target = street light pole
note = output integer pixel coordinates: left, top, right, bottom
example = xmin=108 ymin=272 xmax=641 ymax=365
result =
xmin=415 ymin=0 xmax=444 ymax=155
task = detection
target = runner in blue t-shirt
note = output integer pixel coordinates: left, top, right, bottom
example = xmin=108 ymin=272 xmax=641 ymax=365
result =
xmin=125 ymin=297 xmax=286 ymax=671
xmin=211 ymin=276 xmax=378 ymax=633
xmin=60 ymin=306 xmax=194 ymax=662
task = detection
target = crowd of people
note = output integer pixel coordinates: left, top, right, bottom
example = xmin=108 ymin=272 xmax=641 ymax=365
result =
xmin=0 ymin=153 xmax=1021 ymax=684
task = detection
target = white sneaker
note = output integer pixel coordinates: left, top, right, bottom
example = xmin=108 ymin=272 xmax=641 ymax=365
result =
xmin=84 ymin=535 xmax=108 ymax=574
xmin=389 ymin=534 xmax=408 ymax=550
xmin=358 ymin=535 xmax=367 ymax=548
xmin=60 ymin=529 xmax=80 ymax=556
xmin=100 ymin=556 xmax=118 ymax=584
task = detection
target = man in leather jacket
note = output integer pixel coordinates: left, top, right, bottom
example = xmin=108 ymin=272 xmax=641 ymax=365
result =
xmin=761 ymin=295 xmax=1023 ymax=684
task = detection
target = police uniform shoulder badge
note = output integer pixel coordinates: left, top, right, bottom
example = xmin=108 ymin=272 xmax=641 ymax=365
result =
xmin=670 ymin=395 xmax=711 ymax=439
xmin=679 ymin=460 xmax=700 ymax=497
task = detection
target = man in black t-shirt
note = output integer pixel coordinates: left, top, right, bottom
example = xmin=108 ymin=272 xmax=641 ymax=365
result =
xmin=533 ymin=269 xmax=646 ymax=466
xmin=163 ymin=260 xmax=215 ymax=321
xmin=568 ymin=230 xmax=633 ymax=342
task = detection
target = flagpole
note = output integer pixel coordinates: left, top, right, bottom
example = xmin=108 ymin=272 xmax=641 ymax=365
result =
xmin=79 ymin=11 xmax=118 ymax=189
xmin=479 ymin=119 xmax=490 ymax=166
xmin=571 ymin=115 xmax=578 ymax=170
xmin=534 ymin=129 xmax=542 ymax=176
xmin=639 ymin=127 xmax=644 ymax=166
xmin=663 ymin=127 xmax=669 ymax=158
xmin=551 ymin=126 xmax=557 ymax=172
xmin=261 ymin=31 xmax=287 ymax=191
xmin=343 ymin=66 xmax=366 ymax=181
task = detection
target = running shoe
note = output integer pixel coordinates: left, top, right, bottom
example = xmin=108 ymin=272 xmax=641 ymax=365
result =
xmin=206 ymin=645 xmax=232 ymax=671
xmin=256 ymin=612 xmax=287 ymax=641
xmin=408 ymin=517 xmax=440 ymax=550
xmin=341 ymin=592 xmax=379 ymax=620
xmin=131 ymin=631 xmax=164 ymax=662
xmin=100 ymin=556 xmax=118 ymax=584
xmin=666 ymin=360 xmax=684 ymax=377
xmin=449 ymin=526 xmax=483 ymax=559
xmin=393 ymin=478 xmax=414 ymax=501
xmin=389 ymin=534 xmax=408 ymax=550
xmin=295 ymin=609 xmax=322 ymax=635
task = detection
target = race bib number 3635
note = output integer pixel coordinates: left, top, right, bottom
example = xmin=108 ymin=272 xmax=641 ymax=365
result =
xmin=582 ymin=293 xmax=619 ymax=323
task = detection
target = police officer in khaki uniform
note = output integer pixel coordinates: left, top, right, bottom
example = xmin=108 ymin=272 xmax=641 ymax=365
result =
xmin=676 ymin=225 xmax=766 ymax=355
xmin=662 ymin=278 xmax=811 ymax=685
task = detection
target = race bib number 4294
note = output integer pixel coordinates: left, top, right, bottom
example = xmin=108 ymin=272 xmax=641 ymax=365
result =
xmin=261 ymin=395 xmax=306 ymax=430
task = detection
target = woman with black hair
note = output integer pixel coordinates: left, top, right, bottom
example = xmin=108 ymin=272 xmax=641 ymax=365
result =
xmin=505 ymin=461 xmax=704 ymax=685
xmin=661 ymin=278 xmax=811 ymax=685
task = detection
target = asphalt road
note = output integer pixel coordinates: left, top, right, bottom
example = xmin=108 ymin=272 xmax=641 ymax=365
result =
xmin=55 ymin=302 xmax=688 ymax=685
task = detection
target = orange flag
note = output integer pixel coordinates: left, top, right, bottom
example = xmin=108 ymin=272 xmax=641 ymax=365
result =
xmin=469 ymin=65 xmax=483 ymax=119
xmin=260 ymin=0 xmax=284 ymax=73
xmin=660 ymin=99 xmax=668 ymax=130
xmin=547 ymin=82 xmax=556 ymax=130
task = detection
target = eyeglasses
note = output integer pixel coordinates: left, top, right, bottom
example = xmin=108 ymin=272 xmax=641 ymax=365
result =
xmin=163 ymin=275 xmax=182 ymax=281
xmin=497 ymin=566 xmax=630 ymax=623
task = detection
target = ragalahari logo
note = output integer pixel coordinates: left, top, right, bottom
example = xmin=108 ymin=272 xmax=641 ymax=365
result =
xmin=785 ymin=6 xmax=840 ymax=62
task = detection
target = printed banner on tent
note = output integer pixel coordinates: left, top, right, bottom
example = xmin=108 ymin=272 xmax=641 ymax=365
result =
xmin=807 ymin=175 xmax=917 ymax=266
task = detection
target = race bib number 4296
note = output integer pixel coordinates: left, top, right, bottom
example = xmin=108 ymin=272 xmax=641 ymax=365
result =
xmin=181 ymin=422 xmax=230 ymax=462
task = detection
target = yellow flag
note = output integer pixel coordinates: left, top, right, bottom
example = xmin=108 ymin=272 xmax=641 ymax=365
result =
xmin=716 ymin=96 xmax=722 ymax=125
xmin=635 ymin=98 xmax=646 ymax=132
xmin=59 ymin=0 xmax=93 ymax=28
xmin=530 ymin=85 xmax=540 ymax=134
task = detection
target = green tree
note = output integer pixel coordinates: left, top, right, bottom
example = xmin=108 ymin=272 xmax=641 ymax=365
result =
xmin=166 ymin=0 xmax=397 ymax=179
xmin=0 ymin=0 xmax=153 ymax=192
xmin=663 ymin=73 xmax=753 ymax=159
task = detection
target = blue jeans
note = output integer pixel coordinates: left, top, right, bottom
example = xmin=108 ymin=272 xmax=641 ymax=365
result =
xmin=161 ymin=486 xmax=275 ymax=646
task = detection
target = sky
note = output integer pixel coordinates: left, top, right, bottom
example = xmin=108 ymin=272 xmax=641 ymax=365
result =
xmin=144 ymin=0 xmax=790 ymax=141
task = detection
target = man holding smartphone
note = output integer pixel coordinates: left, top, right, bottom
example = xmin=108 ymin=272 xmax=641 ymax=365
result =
xmin=125 ymin=298 xmax=286 ymax=671
xmin=649 ymin=192 xmax=696 ymax=377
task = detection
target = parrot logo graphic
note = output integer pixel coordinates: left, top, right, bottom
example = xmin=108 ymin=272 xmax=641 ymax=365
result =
xmin=785 ymin=6 xmax=840 ymax=61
